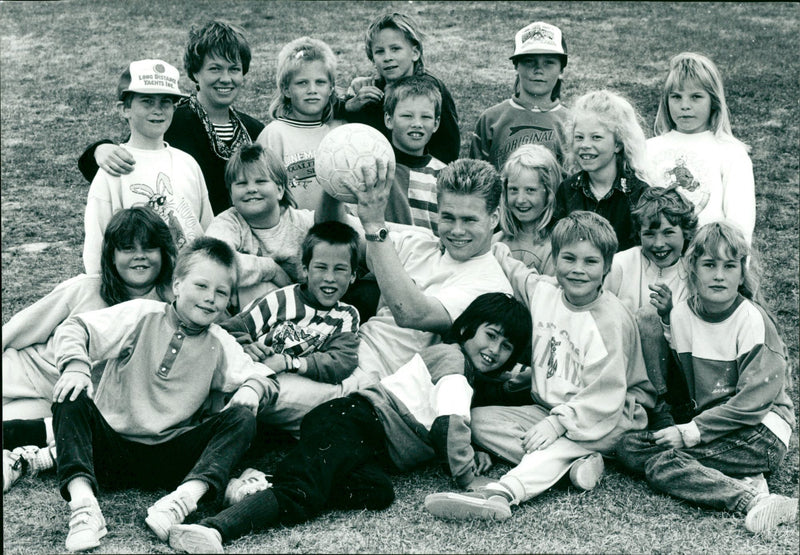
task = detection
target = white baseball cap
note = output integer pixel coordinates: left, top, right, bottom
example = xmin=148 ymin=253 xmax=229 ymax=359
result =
xmin=510 ymin=22 xmax=568 ymax=63
xmin=117 ymin=59 xmax=187 ymax=100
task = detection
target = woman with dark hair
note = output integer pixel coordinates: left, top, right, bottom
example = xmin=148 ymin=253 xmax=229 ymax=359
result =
xmin=77 ymin=20 xmax=265 ymax=214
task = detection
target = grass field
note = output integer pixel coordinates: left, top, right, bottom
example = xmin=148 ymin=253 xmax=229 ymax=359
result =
xmin=2 ymin=1 xmax=798 ymax=553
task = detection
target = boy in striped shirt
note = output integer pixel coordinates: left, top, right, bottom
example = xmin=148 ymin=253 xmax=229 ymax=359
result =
xmin=221 ymin=221 xmax=360 ymax=385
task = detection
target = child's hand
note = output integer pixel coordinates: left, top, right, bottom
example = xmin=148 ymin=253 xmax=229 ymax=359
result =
xmin=652 ymin=426 xmax=684 ymax=448
xmin=52 ymin=370 xmax=92 ymax=403
xmin=345 ymin=84 xmax=383 ymax=112
xmin=95 ymin=144 xmax=136 ymax=176
xmin=242 ymin=341 xmax=273 ymax=362
xmin=649 ymin=282 xmax=673 ymax=322
xmin=522 ymin=420 xmax=559 ymax=452
xmin=224 ymin=386 xmax=261 ymax=415
xmin=474 ymin=451 xmax=493 ymax=475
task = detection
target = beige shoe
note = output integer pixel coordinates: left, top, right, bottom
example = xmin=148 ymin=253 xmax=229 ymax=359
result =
xmin=169 ymin=523 xmax=224 ymax=554
xmin=568 ymin=452 xmax=604 ymax=492
xmin=744 ymin=494 xmax=798 ymax=533
xmin=223 ymin=467 xmax=272 ymax=507
xmin=65 ymin=497 xmax=107 ymax=552
xmin=145 ymin=490 xmax=197 ymax=541
xmin=425 ymin=489 xmax=513 ymax=521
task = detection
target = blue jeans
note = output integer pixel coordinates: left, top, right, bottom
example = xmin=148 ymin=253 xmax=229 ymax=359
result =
xmin=617 ymin=424 xmax=787 ymax=513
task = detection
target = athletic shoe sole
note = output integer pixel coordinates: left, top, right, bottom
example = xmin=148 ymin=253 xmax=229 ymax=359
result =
xmin=744 ymin=495 xmax=798 ymax=533
xmin=168 ymin=524 xmax=224 ymax=554
xmin=569 ymin=452 xmax=605 ymax=491
xmin=424 ymin=492 xmax=512 ymax=521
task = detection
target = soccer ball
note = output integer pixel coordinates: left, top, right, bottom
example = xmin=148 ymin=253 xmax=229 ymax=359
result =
xmin=315 ymin=123 xmax=395 ymax=203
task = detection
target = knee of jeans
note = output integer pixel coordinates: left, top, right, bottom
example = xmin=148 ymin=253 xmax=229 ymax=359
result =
xmin=51 ymin=389 xmax=92 ymax=412
xmin=643 ymin=448 xmax=679 ymax=486
xmin=222 ymin=405 xmax=257 ymax=430
xmin=616 ymin=432 xmax=650 ymax=474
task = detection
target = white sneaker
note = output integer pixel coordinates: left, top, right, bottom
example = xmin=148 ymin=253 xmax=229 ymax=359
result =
xmin=3 ymin=449 xmax=26 ymax=493
xmin=744 ymin=494 xmax=798 ymax=533
xmin=65 ymin=496 xmax=107 ymax=552
xmin=223 ymin=468 xmax=272 ymax=507
xmin=145 ymin=490 xmax=197 ymax=541
xmin=568 ymin=452 xmax=604 ymax=491
xmin=169 ymin=523 xmax=224 ymax=554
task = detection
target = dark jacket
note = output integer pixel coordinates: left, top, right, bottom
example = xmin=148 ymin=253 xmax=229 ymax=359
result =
xmin=553 ymin=169 xmax=650 ymax=252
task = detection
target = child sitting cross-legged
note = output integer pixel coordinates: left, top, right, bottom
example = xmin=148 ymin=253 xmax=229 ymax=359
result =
xmin=425 ymin=211 xmax=656 ymax=522
xmin=167 ymin=292 xmax=532 ymax=553
xmin=220 ymin=221 xmax=361 ymax=387
xmin=50 ymin=237 xmax=279 ymax=553
xmin=616 ymin=222 xmax=797 ymax=534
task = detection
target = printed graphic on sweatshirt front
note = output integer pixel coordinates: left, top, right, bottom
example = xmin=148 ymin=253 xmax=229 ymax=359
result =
xmin=286 ymin=151 xmax=316 ymax=190
xmin=657 ymin=152 xmax=712 ymax=214
xmin=130 ymin=172 xmax=197 ymax=248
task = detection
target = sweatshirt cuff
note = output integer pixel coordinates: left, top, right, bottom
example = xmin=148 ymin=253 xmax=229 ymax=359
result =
xmin=240 ymin=378 xmax=266 ymax=402
xmin=545 ymin=415 xmax=567 ymax=437
xmin=676 ymin=421 xmax=701 ymax=448
xmin=59 ymin=357 xmax=92 ymax=377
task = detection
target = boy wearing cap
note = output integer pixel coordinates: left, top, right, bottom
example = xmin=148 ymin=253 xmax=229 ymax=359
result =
xmin=470 ymin=21 xmax=572 ymax=171
xmin=82 ymin=59 xmax=213 ymax=274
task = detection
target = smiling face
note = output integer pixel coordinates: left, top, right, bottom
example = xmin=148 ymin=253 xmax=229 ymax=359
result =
xmin=114 ymin=241 xmax=162 ymax=296
xmin=506 ymin=168 xmax=549 ymax=229
xmin=194 ymin=53 xmax=244 ymax=112
xmin=555 ymin=240 xmax=606 ymax=306
xmin=285 ymin=59 xmax=332 ymax=121
xmin=172 ymin=257 xmax=233 ymax=328
xmin=384 ymin=95 xmax=439 ymax=156
xmin=229 ymin=165 xmax=284 ymax=223
xmin=437 ymin=192 xmax=499 ymax=262
xmin=515 ymin=54 xmax=563 ymax=102
xmin=462 ymin=323 xmax=515 ymax=374
xmin=121 ymin=93 xmax=175 ymax=147
xmin=640 ymin=215 xmax=685 ymax=269
xmin=371 ymin=28 xmax=420 ymax=84
xmin=693 ymin=247 xmax=743 ymax=314
xmin=573 ymin=114 xmax=620 ymax=176
xmin=304 ymin=241 xmax=356 ymax=308
xmin=668 ymin=82 xmax=712 ymax=134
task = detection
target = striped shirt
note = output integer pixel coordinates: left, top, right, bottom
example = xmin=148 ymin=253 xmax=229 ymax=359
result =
xmin=388 ymin=149 xmax=447 ymax=235
xmin=213 ymin=122 xmax=236 ymax=143
xmin=221 ymin=284 xmax=360 ymax=383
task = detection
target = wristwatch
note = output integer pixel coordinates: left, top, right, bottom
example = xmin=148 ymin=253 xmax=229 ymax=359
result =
xmin=365 ymin=227 xmax=389 ymax=242
xmin=290 ymin=356 xmax=302 ymax=373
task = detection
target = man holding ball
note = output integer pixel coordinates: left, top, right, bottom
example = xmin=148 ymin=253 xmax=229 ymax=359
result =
xmin=258 ymin=156 xmax=513 ymax=435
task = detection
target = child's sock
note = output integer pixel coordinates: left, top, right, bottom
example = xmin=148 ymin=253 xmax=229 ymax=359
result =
xmin=44 ymin=417 xmax=55 ymax=445
xmin=176 ymin=479 xmax=210 ymax=505
xmin=67 ymin=476 xmax=96 ymax=503
xmin=2 ymin=419 xmax=47 ymax=450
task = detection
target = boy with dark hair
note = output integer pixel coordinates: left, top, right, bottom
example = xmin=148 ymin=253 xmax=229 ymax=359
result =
xmin=221 ymin=221 xmax=361 ymax=384
xmin=83 ymin=59 xmax=213 ymax=274
xmin=51 ymin=237 xmax=278 ymax=552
